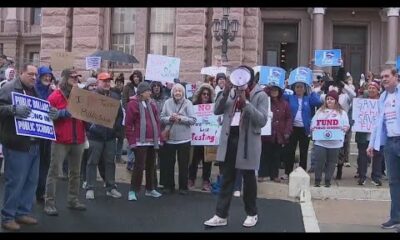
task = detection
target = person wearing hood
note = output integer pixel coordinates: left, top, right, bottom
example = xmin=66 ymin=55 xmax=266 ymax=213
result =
xmin=0 ymin=67 xmax=16 ymax=88
xmin=188 ymin=83 xmax=215 ymax=192
xmin=122 ymin=70 xmax=143 ymax=109
xmin=160 ymin=83 xmax=196 ymax=195
xmin=32 ymin=66 xmax=55 ymax=204
xmin=44 ymin=68 xmax=87 ymax=216
xmin=258 ymin=84 xmax=293 ymax=183
xmin=204 ymin=65 xmax=268 ymax=228
xmin=214 ymin=73 xmax=227 ymax=98
xmin=125 ymin=82 xmax=162 ymax=201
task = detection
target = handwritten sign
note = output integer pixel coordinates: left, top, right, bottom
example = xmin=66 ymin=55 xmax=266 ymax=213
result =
xmin=315 ymin=49 xmax=342 ymax=67
xmin=50 ymin=52 xmax=75 ymax=71
xmin=352 ymin=98 xmax=379 ymax=133
xmin=288 ymin=67 xmax=313 ymax=87
xmin=67 ymin=87 xmax=120 ymax=128
xmin=191 ymin=103 xmax=221 ymax=145
xmin=312 ymin=118 xmax=345 ymax=141
xmin=200 ymin=66 xmax=227 ymax=77
xmin=145 ymin=54 xmax=180 ymax=83
xmin=12 ymin=92 xmax=56 ymax=141
xmin=259 ymin=66 xmax=286 ymax=88
xmin=86 ymin=56 xmax=101 ymax=70
xmin=185 ymin=83 xmax=197 ymax=99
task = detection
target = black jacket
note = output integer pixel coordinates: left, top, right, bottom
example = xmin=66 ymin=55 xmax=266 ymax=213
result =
xmin=0 ymin=78 xmax=39 ymax=151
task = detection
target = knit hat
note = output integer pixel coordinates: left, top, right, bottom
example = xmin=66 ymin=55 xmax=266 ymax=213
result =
xmin=84 ymin=77 xmax=97 ymax=88
xmin=326 ymin=90 xmax=339 ymax=102
xmin=137 ymin=82 xmax=151 ymax=95
xmin=216 ymin=73 xmax=226 ymax=80
xmin=368 ymin=80 xmax=381 ymax=91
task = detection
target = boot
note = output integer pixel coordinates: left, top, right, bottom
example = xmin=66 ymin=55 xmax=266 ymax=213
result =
xmin=336 ymin=164 xmax=343 ymax=180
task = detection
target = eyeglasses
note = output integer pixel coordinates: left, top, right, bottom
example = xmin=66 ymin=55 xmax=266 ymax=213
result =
xmin=202 ymin=92 xmax=210 ymax=96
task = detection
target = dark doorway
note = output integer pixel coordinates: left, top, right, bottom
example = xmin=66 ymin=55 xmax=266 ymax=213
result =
xmin=263 ymin=23 xmax=299 ymax=74
xmin=332 ymin=26 xmax=367 ymax=87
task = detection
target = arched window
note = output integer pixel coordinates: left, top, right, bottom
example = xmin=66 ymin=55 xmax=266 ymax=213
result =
xmin=149 ymin=8 xmax=175 ymax=56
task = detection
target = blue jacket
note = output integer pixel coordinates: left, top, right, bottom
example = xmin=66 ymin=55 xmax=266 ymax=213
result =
xmin=284 ymin=92 xmax=322 ymax=135
xmin=34 ymin=66 xmax=53 ymax=100
xmin=369 ymin=84 xmax=400 ymax=150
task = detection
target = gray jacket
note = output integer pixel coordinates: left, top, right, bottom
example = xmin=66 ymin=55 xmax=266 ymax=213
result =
xmin=160 ymin=98 xmax=196 ymax=142
xmin=214 ymin=84 xmax=269 ymax=170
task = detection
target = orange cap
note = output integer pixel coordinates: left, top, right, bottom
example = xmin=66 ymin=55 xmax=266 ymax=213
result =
xmin=97 ymin=72 xmax=112 ymax=81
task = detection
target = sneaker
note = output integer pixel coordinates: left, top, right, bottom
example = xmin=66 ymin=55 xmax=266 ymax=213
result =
xmin=204 ymin=215 xmax=228 ymax=227
xmin=86 ymin=190 xmax=95 ymax=200
xmin=381 ymin=220 xmax=400 ymax=229
xmin=145 ymin=190 xmax=162 ymax=198
xmin=280 ymin=174 xmax=289 ymax=180
xmin=243 ymin=215 xmax=258 ymax=227
xmin=128 ymin=191 xmax=137 ymax=201
xmin=202 ymin=181 xmax=211 ymax=192
xmin=1 ymin=220 xmax=21 ymax=231
xmin=371 ymin=179 xmax=382 ymax=186
xmin=67 ymin=201 xmax=86 ymax=211
xmin=44 ymin=205 xmax=58 ymax=216
xmin=344 ymin=162 xmax=351 ymax=167
xmin=188 ymin=179 xmax=195 ymax=189
xmin=16 ymin=216 xmax=38 ymax=225
xmin=233 ymin=191 xmax=241 ymax=197
xmin=82 ymin=181 xmax=87 ymax=189
xmin=106 ymin=189 xmax=122 ymax=198
xmin=358 ymin=178 xmax=366 ymax=186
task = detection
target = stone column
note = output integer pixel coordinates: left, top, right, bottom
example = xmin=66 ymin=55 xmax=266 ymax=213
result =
xmin=311 ymin=8 xmax=325 ymax=78
xmin=4 ymin=8 xmax=18 ymax=32
xmin=385 ymin=8 xmax=399 ymax=66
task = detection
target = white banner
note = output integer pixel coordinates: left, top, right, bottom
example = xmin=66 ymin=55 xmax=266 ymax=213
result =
xmin=145 ymin=54 xmax=180 ymax=83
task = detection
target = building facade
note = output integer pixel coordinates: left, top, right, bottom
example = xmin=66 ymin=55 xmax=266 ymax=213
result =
xmin=0 ymin=7 xmax=399 ymax=85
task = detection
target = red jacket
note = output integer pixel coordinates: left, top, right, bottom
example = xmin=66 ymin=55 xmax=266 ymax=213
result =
xmin=125 ymin=96 xmax=162 ymax=148
xmin=47 ymin=89 xmax=86 ymax=144
xmin=262 ymin=88 xmax=293 ymax=145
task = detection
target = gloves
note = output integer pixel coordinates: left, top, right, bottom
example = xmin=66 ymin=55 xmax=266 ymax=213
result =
xmin=58 ymin=109 xmax=72 ymax=118
xmin=14 ymin=105 xmax=32 ymax=118
xmin=48 ymin=107 xmax=59 ymax=120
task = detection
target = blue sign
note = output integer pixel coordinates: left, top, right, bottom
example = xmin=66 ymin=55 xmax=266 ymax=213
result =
xmin=259 ymin=66 xmax=286 ymax=89
xmin=315 ymin=49 xmax=342 ymax=67
xmin=288 ymin=67 xmax=313 ymax=87
xmin=11 ymin=92 xmax=56 ymax=141
xmin=312 ymin=128 xmax=345 ymax=141
xmin=397 ymin=55 xmax=400 ymax=72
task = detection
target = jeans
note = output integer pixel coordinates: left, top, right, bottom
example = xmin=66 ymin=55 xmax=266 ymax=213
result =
xmin=115 ymin=131 xmax=124 ymax=159
xmin=383 ymin=137 xmax=400 ymax=222
xmin=45 ymin=143 xmax=85 ymax=206
xmin=86 ymin=139 xmax=117 ymax=191
xmin=286 ymin=127 xmax=310 ymax=174
xmin=1 ymin=144 xmax=40 ymax=223
xmin=314 ymin=145 xmax=340 ymax=184
xmin=36 ymin=140 xmax=51 ymax=200
xmin=357 ymin=142 xmax=383 ymax=181
xmin=234 ymin=170 xmax=243 ymax=191
xmin=127 ymin=147 xmax=135 ymax=163
xmin=189 ymin=146 xmax=212 ymax=182
xmin=215 ymin=133 xmax=257 ymax=218
xmin=310 ymin=142 xmax=317 ymax=170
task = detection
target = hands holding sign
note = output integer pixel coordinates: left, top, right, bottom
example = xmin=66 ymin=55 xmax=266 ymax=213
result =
xmin=12 ymin=105 xmax=32 ymax=118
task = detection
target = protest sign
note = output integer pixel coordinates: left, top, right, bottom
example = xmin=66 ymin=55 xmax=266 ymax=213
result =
xmin=288 ymin=67 xmax=313 ymax=87
xmin=259 ymin=66 xmax=286 ymax=88
xmin=50 ymin=52 xmax=75 ymax=71
xmin=12 ymin=92 xmax=56 ymax=141
xmin=200 ymin=66 xmax=227 ymax=77
xmin=312 ymin=118 xmax=345 ymax=141
xmin=145 ymin=54 xmax=180 ymax=83
xmin=67 ymin=87 xmax=120 ymax=128
xmin=185 ymin=83 xmax=197 ymax=99
xmin=86 ymin=56 xmax=101 ymax=70
xmin=191 ymin=103 xmax=221 ymax=145
xmin=261 ymin=97 xmax=272 ymax=136
xmin=351 ymin=98 xmax=379 ymax=133
xmin=314 ymin=49 xmax=342 ymax=67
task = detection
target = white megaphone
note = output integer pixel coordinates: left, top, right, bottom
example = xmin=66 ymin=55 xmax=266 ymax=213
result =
xmin=230 ymin=67 xmax=251 ymax=90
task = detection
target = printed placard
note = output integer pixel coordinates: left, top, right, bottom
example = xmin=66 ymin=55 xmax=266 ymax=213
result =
xmin=259 ymin=66 xmax=286 ymax=88
xmin=12 ymin=92 xmax=56 ymax=141
xmin=86 ymin=56 xmax=101 ymax=70
xmin=314 ymin=49 xmax=342 ymax=67
xmin=145 ymin=54 xmax=180 ymax=83
xmin=288 ymin=67 xmax=313 ymax=87
xmin=351 ymin=98 xmax=379 ymax=133
xmin=185 ymin=83 xmax=197 ymax=99
xmin=312 ymin=118 xmax=345 ymax=141
xmin=191 ymin=103 xmax=221 ymax=146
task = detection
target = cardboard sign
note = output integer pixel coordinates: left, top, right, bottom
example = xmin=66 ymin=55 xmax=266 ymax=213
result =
xmin=312 ymin=118 xmax=345 ymax=141
xmin=314 ymin=49 xmax=342 ymax=67
xmin=67 ymin=87 xmax=120 ymax=128
xmin=185 ymin=83 xmax=197 ymax=99
xmin=204 ymin=146 xmax=218 ymax=162
xmin=86 ymin=56 xmax=101 ymax=70
xmin=288 ymin=67 xmax=313 ymax=87
xmin=191 ymin=103 xmax=221 ymax=146
xmin=145 ymin=54 xmax=180 ymax=83
xmin=351 ymin=98 xmax=379 ymax=133
xmin=200 ymin=66 xmax=227 ymax=77
xmin=50 ymin=52 xmax=75 ymax=71
xmin=259 ymin=66 xmax=286 ymax=88
xmin=11 ymin=92 xmax=56 ymax=141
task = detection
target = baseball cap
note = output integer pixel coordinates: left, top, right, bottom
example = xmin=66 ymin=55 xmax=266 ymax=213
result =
xmin=97 ymin=72 xmax=112 ymax=81
xmin=61 ymin=68 xmax=82 ymax=79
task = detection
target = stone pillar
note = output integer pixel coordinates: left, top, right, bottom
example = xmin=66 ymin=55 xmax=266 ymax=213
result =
xmin=311 ymin=8 xmax=325 ymax=78
xmin=175 ymin=8 xmax=208 ymax=83
xmin=242 ymin=8 xmax=261 ymax=67
xmin=385 ymin=8 xmax=399 ymax=66
xmin=4 ymin=8 xmax=18 ymax=33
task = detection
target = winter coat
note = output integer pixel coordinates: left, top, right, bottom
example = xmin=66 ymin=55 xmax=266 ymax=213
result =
xmin=122 ymin=82 xmax=137 ymax=109
xmin=47 ymin=89 xmax=86 ymax=145
xmin=192 ymin=83 xmax=215 ymax=105
xmin=214 ymin=84 xmax=269 ymax=170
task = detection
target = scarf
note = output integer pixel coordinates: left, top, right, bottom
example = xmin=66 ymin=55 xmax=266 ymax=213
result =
xmin=138 ymin=100 xmax=159 ymax=149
